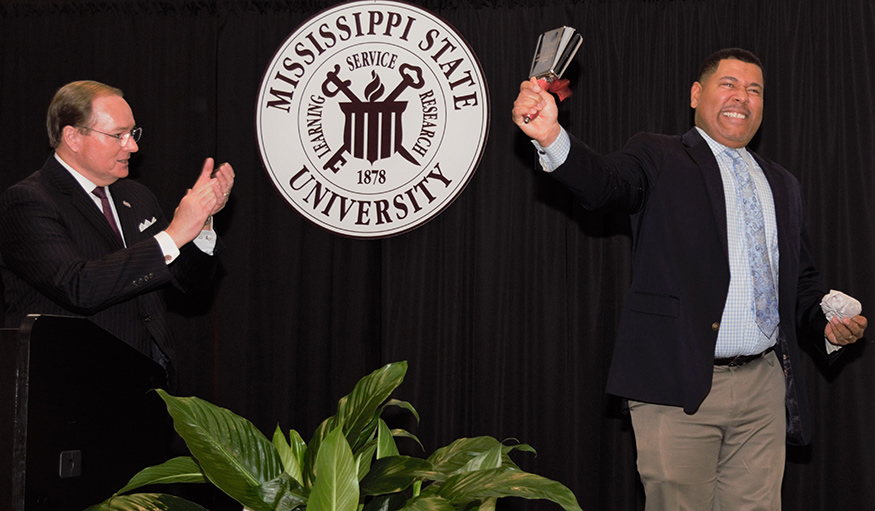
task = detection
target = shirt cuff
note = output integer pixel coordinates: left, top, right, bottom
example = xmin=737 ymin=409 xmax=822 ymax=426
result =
xmin=530 ymin=126 xmax=570 ymax=173
xmin=193 ymin=227 xmax=218 ymax=256
xmin=154 ymin=231 xmax=180 ymax=264
xmin=825 ymin=338 xmax=843 ymax=354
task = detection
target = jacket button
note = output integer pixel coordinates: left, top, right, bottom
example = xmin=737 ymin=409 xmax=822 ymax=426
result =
xmin=143 ymin=315 xmax=152 ymax=322
xmin=711 ymin=322 xmax=720 ymax=332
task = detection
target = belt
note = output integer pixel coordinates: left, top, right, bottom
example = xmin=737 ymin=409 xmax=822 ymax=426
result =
xmin=714 ymin=346 xmax=775 ymax=367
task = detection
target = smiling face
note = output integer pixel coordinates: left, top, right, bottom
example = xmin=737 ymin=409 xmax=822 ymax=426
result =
xmin=60 ymin=94 xmax=139 ymax=186
xmin=690 ymin=58 xmax=764 ymax=148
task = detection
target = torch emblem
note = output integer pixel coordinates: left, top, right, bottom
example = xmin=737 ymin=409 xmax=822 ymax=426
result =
xmin=322 ymin=63 xmax=425 ymax=172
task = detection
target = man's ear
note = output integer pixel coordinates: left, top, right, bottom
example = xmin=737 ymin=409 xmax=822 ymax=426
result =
xmin=690 ymin=81 xmax=702 ymax=109
xmin=62 ymin=125 xmax=83 ymax=152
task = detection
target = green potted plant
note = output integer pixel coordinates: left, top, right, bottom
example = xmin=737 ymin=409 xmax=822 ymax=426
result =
xmin=85 ymin=361 xmax=584 ymax=511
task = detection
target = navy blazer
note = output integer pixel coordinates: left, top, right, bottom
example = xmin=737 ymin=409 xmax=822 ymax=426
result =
xmin=551 ymin=128 xmax=832 ymax=445
xmin=0 ymin=155 xmax=219 ymax=372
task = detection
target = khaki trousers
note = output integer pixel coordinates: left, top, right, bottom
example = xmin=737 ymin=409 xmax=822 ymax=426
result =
xmin=629 ymin=351 xmax=786 ymax=511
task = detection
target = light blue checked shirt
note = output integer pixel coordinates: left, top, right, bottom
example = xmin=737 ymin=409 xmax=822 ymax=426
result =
xmin=696 ymin=128 xmax=778 ymax=357
xmin=533 ymin=127 xmax=779 ymax=357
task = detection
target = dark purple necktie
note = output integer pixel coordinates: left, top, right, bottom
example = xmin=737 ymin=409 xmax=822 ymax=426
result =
xmin=92 ymin=186 xmax=124 ymax=245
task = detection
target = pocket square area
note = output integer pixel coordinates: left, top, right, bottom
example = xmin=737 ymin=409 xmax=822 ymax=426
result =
xmin=138 ymin=217 xmax=157 ymax=232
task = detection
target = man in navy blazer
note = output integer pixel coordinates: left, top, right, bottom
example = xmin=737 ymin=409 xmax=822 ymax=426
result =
xmin=513 ymin=49 xmax=867 ymax=510
xmin=0 ymin=80 xmax=235 ymax=385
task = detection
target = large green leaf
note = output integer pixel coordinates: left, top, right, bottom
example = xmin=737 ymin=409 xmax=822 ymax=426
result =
xmin=351 ymin=418 xmax=380 ymax=455
xmin=273 ymin=426 xmax=305 ymax=486
xmin=306 ymin=362 xmax=408 ymax=489
xmin=255 ymin=472 xmax=309 ymax=511
xmin=459 ymin=445 xmax=502 ymax=473
xmin=477 ymin=497 xmax=497 ymax=511
xmin=382 ymin=399 xmax=420 ymax=423
xmin=303 ymin=416 xmax=339 ymax=488
xmin=335 ymin=361 xmax=407 ymax=450
xmin=84 ymin=493 xmax=209 ymax=511
xmin=355 ymin=440 xmax=378 ymax=482
xmin=288 ymin=429 xmax=308 ymax=476
xmin=437 ymin=467 xmax=582 ymax=511
xmin=359 ymin=455 xmax=438 ymax=495
xmin=427 ymin=438 xmax=531 ymax=475
xmin=155 ymin=390 xmax=283 ymax=510
xmin=390 ymin=428 xmax=424 ymax=452
xmin=376 ymin=419 xmax=400 ymax=459
xmin=114 ymin=456 xmax=206 ymax=496
xmin=308 ymin=427 xmax=359 ymax=511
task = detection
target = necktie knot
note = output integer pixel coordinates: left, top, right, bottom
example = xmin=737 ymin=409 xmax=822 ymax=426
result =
xmin=728 ymin=149 xmax=751 ymax=180
xmin=728 ymin=148 xmax=744 ymax=162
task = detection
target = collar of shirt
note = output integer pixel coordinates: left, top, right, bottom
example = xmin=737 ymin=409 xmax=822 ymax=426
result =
xmin=53 ymin=152 xmax=128 ymax=248
xmin=694 ymin=126 xmax=753 ymax=164
xmin=54 ymin=152 xmax=108 ymax=210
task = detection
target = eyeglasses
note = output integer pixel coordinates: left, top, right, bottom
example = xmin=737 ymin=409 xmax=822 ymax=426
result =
xmin=77 ymin=126 xmax=143 ymax=145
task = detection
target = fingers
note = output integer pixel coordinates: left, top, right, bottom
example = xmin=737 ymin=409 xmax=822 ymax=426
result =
xmin=202 ymin=157 xmax=216 ymax=177
xmin=512 ymin=78 xmax=546 ymax=125
xmin=511 ymin=78 xmax=562 ymax=146
xmin=846 ymin=315 xmax=868 ymax=339
xmin=186 ymin=183 xmax=218 ymax=217
xmin=192 ymin=158 xmax=216 ymax=190
xmin=166 ymin=184 xmax=218 ymax=247
xmin=189 ymin=158 xmax=235 ymax=215
xmin=213 ymin=162 xmax=235 ymax=193
xmin=168 ymin=159 xmax=231 ymax=244
xmin=209 ymin=162 xmax=234 ymax=215
xmin=826 ymin=315 xmax=867 ymax=345
xmin=193 ymin=157 xmax=235 ymax=188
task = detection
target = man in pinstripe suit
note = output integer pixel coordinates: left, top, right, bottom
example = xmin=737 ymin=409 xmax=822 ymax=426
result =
xmin=0 ymin=80 xmax=235 ymax=384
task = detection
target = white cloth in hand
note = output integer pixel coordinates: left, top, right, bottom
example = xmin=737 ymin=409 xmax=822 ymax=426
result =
xmin=820 ymin=289 xmax=862 ymax=321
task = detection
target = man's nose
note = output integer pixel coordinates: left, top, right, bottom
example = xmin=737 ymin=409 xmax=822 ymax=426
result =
xmin=124 ymin=137 xmax=139 ymax=152
xmin=733 ymin=89 xmax=749 ymax=103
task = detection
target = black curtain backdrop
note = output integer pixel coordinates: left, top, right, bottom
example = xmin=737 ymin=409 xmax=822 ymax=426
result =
xmin=2 ymin=1 xmax=873 ymax=510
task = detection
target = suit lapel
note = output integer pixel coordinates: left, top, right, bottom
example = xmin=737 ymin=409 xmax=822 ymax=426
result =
xmin=680 ymin=132 xmax=790 ymax=290
xmin=108 ymin=184 xmax=140 ymax=244
xmin=751 ymin=151 xmax=790 ymax=276
xmin=682 ymin=129 xmax=730 ymax=259
xmin=751 ymin=152 xmax=788 ymax=226
xmin=42 ymin=156 xmax=126 ymax=249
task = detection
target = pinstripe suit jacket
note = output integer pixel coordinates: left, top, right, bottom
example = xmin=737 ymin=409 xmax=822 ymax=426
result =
xmin=0 ymin=155 xmax=219 ymax=373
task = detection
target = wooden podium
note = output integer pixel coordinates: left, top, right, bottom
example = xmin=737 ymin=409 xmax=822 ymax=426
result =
xmin=1 ymin=315 xmax=170 ymax=511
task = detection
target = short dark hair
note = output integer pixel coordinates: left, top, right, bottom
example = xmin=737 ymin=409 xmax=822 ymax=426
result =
xmin=46 ymin=80 xmax=124 ymax=148
xmin=697 ymin=48 xmax=764 ymax=85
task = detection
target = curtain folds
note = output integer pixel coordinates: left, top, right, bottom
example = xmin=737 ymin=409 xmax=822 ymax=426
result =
xmin=1 ymin=1 xmax=873 ymax=510
xmin=0 ymin=0 xmax=591 ymax=17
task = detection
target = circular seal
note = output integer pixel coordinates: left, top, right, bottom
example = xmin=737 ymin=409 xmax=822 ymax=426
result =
xmin=256 ymin=0 xmax=489 ymax=238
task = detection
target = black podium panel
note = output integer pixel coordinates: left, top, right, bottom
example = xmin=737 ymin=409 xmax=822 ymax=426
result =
xmin=1 ymin=315 xmax=170 ymax=511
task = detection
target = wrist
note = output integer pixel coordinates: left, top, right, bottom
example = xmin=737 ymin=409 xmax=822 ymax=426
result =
xmin=537 ymin=124 xmax=562 ymax=149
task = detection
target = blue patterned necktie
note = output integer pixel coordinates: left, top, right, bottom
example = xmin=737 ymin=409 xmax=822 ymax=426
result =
xmin=728 ymin=149 xmax=779 ymax=338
